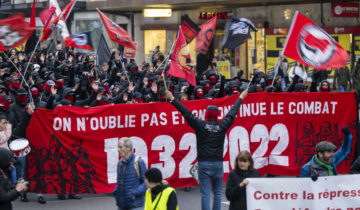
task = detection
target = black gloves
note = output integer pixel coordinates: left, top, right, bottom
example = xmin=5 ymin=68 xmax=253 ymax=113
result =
xmin=311 ymin=174 xmax=319 ymax=182
xmin=341 ymin=126 xmax=350 ymax=136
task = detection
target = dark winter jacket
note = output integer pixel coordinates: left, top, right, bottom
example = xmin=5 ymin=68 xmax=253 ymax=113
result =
xmin=171 ymin=97 xmax=243 ymax=161
xmin=0 ymin=148 xmax=20 ymax=210
xmin=349 ymin=155 xmax=360 ymax=174
xmin=226 ymin=168 xmax=260 ymax=210
xmin=114 ymin=153 xmax=147 ymax=209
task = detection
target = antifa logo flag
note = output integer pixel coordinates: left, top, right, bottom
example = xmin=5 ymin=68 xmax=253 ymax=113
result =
xmin=97 ymin=8 xmax=137 ymax=50
xmin=168 ymin=27 xmax=196 ymax=86
xmin=0 ymin=14 xmax=35 ymax=51
xmin=25 ymin=0 xmax=37 ymax=54
xmin=221 ymin=17 xmax=257 ymax=49
xmin=181 ymin=14 xmax=201 ymax=44
xmin=96 ymin=34 xmax=111 ymax=66
xmin=283 ymin=11 xmax=349 ymax=70
xmin=65 ymin=31 xmax=93 ymax=51
xmin=196 ymin=16 xmax=217 ymax=54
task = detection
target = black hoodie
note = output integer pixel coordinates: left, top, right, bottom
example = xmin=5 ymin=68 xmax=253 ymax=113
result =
xmin=171 ymin=97 xmax=243 ymax=161
xmin=0 ymin=148 xmax=20 ymax=210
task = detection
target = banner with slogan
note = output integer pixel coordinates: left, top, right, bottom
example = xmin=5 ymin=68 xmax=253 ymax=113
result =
xmin=247 ymin=175 xmax=360 ymax=210
xmin=25 ymin=92 xmax=358 ymax=194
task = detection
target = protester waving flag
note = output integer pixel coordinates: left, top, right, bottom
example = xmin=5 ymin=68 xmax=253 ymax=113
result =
xmin=283 ymin=11 xmax=349 ymax=70
xmin=222 ymin=17 xmax=257 ymax=49
xmin=65 ymin=31 xmax=93 ymax=51
xmin=0 ymin=14 xmax=35 ymax=51
xmin=97 ymin=8 xmax=137 ymax=50
xmin=40 ymin=0 xmax=76 ymax=42
xmin=168 ymin=27 xmax=196 ymax=87
xmin=196 ymin=16 xmax=217 ymax=54
xmin=96 ymin=34 xmax=111 ymax=66
xmin=25 ymin=0 xmax=37 ymax=54
xmin=181 ymin=14 xmax=201 ymax=44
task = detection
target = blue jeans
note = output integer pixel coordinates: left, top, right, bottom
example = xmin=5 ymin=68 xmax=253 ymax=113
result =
xmin=198 ymin=161 xmax=223 ymax=210
xmin=339 ymin=85 xmax=347 ymax=92
xmin=14 ymin=156 xmax=26 ymax=180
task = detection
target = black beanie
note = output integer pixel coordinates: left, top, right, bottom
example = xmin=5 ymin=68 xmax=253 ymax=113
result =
xmin=145 ymin=168 xmax=163 ymax=183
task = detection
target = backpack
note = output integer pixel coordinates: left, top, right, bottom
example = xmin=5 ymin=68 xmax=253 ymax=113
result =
xmin=134 ymin=155 xmax=141 ymax=179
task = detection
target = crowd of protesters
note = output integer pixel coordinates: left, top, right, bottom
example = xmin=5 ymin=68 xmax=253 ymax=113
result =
xmin=0 ymin=43 xmax=359 ymax=210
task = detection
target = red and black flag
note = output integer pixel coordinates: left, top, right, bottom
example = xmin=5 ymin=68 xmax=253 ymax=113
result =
xmin=97 ymin=8 xmax=137 ymax=50
xmin=181 ymin=14 xmax=200 ymax=44
xmin=283 ymin=11 xmax=349 ymax=69
xmin=196 ymin=16 xmax=217 ymax=54
xmin=221 ymin=17 xmax=257 ymax=49
xmin=65 ymin=31 xmax=93 ymax=51
xmin=0 ymin=14 xmax=35 ymax=51
xmin=168 ymin=27 xmax=196 ymax=87
xmin=25 ymin=0 xmax=37 ymax=54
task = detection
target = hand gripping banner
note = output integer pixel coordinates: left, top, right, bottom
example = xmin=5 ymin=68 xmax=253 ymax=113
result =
xmin=26 ymin=92 xmax=358 ymax=194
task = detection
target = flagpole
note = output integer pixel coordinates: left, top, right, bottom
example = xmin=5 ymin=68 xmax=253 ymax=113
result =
xmin=271 ymin=55 xmax=282 ymax=86
xmin=161 ymin=37 xmax=177 ymax=91
xmin=21 ymin=38 xmax=41 ymax=86
xmin=2 ymin=53 xmax=34 ymax=104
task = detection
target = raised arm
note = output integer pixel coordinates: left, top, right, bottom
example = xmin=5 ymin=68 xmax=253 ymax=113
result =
xmin=220 ymin=89 xmax=248 ymax=130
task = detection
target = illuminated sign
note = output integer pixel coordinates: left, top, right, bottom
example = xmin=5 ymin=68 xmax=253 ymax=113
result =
xmin=143 ymin=9 xmax=172 ymax=17
xmin=199 ymin=11 xmax=230 ymax=20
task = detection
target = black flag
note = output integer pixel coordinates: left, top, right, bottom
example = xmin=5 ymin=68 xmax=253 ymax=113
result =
xmin=96 ymin=34 xmax=111 ymax=66
xmin=221 ymin=18 xmax=257 ymax=49
xmin=181 ymin=14 xmax=201 ymax=44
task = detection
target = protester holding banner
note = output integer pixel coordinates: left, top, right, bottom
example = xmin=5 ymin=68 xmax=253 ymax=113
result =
xmin=165 ymin=88 xmax=248 ymax=210
xmin=114 ymin=137 xmax=147 ymax=210
xmin=144 ymin=168 xmax=178 ymax=210
xmin=225 ymin=150 xmax=260 ymax=210
xmin=300 ymin=126 xmax=352 ymax=179
xmin=0 ymin=148 xmax=28 ymax=210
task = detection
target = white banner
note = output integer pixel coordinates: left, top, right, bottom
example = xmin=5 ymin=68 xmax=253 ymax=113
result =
xmin=246 ymin=175 xmax=360 ymax=210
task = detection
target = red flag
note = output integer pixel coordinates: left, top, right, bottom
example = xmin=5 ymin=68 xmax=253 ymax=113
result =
xmin=97 ymin=8 xmax=137 ymax=50
xmin=196 ymin=16 xmax=217 ymax=54
xmin=40 ymin=6 xmax=56 ymax=27
xmin=61 ymin=0 xmax=77 ymax=21
xmin=168 ymin=28 xmax=196 ymax=87
xmin=40 ymin=0 xmax=75 ymax=42
xmin=283 ymin=11 xmax=349 ymax=70
xmin=29 ymin=0 xmax=36 ymax=27
xmin=0 ymin=14 xmax=35 ymax=51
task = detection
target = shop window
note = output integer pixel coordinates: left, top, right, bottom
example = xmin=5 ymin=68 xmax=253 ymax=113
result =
xmin=144 ymin=30 xmax=166 ymax=55
xmin=247 ymin=29 xmax=265 ymax=73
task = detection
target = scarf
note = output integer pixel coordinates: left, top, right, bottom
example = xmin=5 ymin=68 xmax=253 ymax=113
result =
xmin=314 ymin=155 xmax=334 ymax=176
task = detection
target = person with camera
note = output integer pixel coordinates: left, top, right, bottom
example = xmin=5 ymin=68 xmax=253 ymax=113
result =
xmin=0 ymin=147 xmax=28 ymax=210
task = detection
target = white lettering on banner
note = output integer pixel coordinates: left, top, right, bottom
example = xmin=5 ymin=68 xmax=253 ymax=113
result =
xmin=270 ymin=102 xmax=284 ymax=115
xmin=151 ymin=135 xmax=176 ymax=179
xmin=179 ymin=133 xmax=197 ymax=178
xmin=246 ymin=175 xmax=360 ymax=209
xmin=104 ymin=123 xmax=290 ymax=183
xmin=229 ymin=126 xmax=250 ymax=169
xmin=130 ymin=136 xmax=149 ymax=168
xmin=141 ymin=114 xmax=149 ymax=127
xmin=251 ymin=124 xmax=270 ymax=169
xmin=172 ymin=111 xmax=180 ymax=125
xmin=159 ymin=112 xmax=167 ymax=125
xmin=104 ymin=138 xmax=119 ymax=184
xmin=53 ymin=117 xmax=71 ymax=131
xmin=77 ymin=117 xmax=86 ymax=131
xmin=269 ymin=124 xmax=289 ymax=166
xmin=288 ymin=101 xmax=337 ymax=115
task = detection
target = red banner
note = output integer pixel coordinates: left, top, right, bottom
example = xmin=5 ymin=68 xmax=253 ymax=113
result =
xmin=332 ymin=2 xmax=359 ymax=17
xmin=26 ymin=92 xmax=358 ymax=194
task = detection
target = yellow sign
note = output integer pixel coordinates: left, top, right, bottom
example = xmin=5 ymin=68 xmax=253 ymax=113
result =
xmin=217 ymin=61 xmax=231 ymax=79
xmin=143 ymin=9 xmax=172 ymax=17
